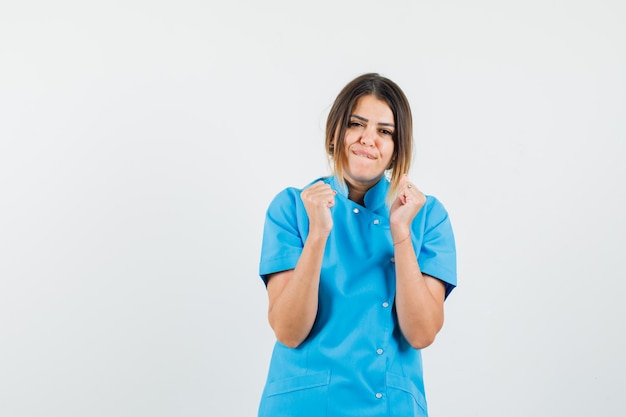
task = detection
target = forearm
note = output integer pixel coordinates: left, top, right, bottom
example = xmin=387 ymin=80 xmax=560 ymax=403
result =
xmin=392 ymin=230 xmax=445 ymax=349
xmin=268 ymin=234 xmax=327 ymax=348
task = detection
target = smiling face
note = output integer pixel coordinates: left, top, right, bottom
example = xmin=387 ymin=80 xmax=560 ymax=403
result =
xmin=340 ymin=95 xmax=396 ymax=194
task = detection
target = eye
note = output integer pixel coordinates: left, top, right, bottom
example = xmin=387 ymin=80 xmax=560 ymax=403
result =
xmin=380 ymin=129 xmax=394 ymax=136
xmin=348 ymin=121 xmax=363 ymax=128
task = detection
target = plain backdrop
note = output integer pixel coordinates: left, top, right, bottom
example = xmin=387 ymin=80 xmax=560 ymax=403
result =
xmin=1 ymin=1 xmax=625 ymax=416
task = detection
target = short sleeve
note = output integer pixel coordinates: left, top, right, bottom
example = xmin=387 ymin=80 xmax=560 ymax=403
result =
xmin=259 ymin=188 xmax=307 ymax=285
xmin=417 ymin=197 xmax=457 ymax=298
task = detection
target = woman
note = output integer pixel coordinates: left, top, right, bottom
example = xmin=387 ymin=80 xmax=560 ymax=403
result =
xmin=258 ymin=73 xmax=457 ymax=417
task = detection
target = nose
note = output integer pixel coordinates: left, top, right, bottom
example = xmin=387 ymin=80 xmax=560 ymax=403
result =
xmin=360 ymin=131 xmax=375 ymax=146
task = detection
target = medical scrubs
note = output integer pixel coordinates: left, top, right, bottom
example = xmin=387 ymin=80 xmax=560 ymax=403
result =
xmin=258 ymin=175 xmax=457 ymax=417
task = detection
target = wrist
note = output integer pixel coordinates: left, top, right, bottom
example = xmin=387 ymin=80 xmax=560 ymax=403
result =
xmin=307 ymin=229 xmax=331 ymax=242
xmin=393 ymin=232 xmax=411 ymax=246
xmin=391 ymin=225 xmax=410 ymax=239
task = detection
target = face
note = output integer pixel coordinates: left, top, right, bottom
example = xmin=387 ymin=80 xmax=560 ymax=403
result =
xmin=340 ymin=95 xmax=395 ymax=191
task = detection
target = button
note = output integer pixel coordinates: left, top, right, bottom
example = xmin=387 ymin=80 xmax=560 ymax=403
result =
xmin=373 ymin=219 xmax=380 ymax=225
xmin=390 ymin=257 xmax=395 ymax=263
xmin=376 ymin=348 xmax=383 ymax=355
xmin=353 ymin=208 xmax=360 ymax=214
xmin=375 ymin=393 xmax=383 ymax=399
xmin=382 ymin=302 xmax=389 ymax=308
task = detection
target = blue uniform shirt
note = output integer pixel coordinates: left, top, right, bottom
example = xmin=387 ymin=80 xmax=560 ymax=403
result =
xmin=259 ymin=176 xmax=457 ymax=417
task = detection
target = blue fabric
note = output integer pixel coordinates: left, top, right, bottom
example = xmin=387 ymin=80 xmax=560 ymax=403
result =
xmin=258 ymin=176 xmax=457 ymax=417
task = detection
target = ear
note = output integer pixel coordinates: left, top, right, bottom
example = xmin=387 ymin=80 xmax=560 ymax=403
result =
xmin=330 ymin=124 xmax=343 ymax=155
xmin=329 ymin=136 xmax=337 ymax=155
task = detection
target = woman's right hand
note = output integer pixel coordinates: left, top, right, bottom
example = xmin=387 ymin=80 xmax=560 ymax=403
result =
xmin=268 ymin=182 xmax=334 ymax=347
xmin=300 ymin=181 xmax=336 ymax=238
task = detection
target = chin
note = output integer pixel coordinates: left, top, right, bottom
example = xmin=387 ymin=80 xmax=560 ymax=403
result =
xmin=345 ymin=171 xmax=385 ymax=185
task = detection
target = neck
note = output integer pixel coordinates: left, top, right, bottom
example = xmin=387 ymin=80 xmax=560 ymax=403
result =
xmin=346 ymin=182 xmax=371 ymax=206
xmin=344 ymin=175 xmax=383 ymax=206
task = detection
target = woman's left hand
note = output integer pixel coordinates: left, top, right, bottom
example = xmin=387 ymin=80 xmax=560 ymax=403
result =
xmin=389 ymin=174 xmax=426 ymax=234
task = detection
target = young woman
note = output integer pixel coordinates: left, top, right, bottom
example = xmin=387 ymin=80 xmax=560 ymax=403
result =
xmin=258 ymin=73 xmax=457 ymax=417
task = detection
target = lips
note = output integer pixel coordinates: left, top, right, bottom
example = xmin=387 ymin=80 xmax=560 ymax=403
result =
xmin=352 ymin=148 xmax=376 ymax=159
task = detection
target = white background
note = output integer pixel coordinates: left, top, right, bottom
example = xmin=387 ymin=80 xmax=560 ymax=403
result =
xmin=1 ymin=1 xmax=625 ymax=416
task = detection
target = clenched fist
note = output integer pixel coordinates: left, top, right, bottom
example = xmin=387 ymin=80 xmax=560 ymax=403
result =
xmin=300 ymin=181 xmax=337 ymax=238
xmin=390 ymin=175 xmax=426 ymax=240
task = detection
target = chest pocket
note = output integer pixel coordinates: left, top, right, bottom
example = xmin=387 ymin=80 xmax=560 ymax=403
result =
xmin=259 ymin=370 xmax=331 ymax=417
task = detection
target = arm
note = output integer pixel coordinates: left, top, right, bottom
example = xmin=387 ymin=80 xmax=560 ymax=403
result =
xmin=390 ymin=175 xmax=446 ymax=349
xmin=266 ymin=181 xmax=336 ymax=348
xmin=392 ymin=235 xmax=446 ymax=349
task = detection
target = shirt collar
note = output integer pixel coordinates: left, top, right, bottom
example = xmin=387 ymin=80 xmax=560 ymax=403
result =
xmin=327 ymin=175 xmax=390 ymax=212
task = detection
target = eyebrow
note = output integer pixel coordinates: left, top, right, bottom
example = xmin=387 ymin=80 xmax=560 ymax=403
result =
xmin=350 ymin=114 xmax=395 ymax=128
